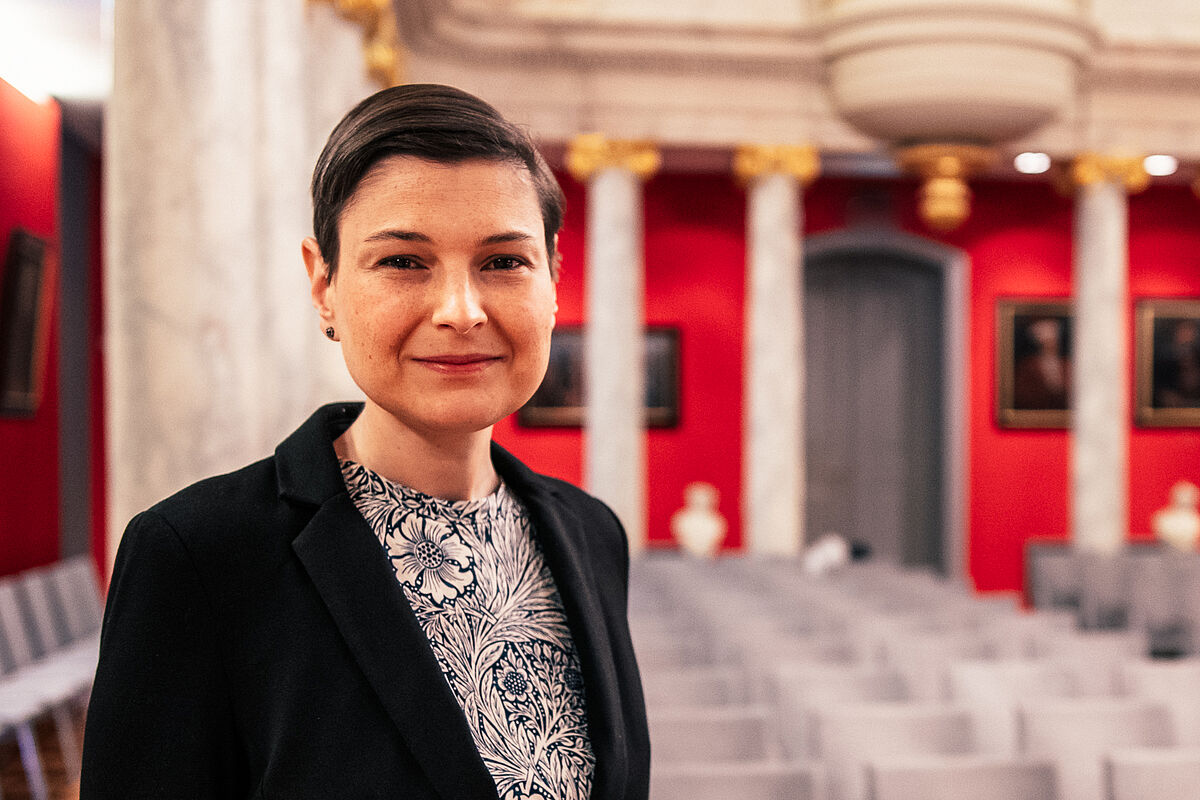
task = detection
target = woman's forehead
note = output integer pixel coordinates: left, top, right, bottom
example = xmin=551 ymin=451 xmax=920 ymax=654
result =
xmin=339 ymin=156 xmax=545 ymax=244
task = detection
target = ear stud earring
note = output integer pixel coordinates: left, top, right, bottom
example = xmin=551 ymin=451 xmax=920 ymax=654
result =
xmin=325 ymin=327 xmax=336 ymax=340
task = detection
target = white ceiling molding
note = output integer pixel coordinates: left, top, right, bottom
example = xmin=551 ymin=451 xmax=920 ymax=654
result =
xmin=393 ymin=0 xmax=1200 ymax=164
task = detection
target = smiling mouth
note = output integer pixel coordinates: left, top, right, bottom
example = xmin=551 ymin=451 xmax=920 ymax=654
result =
xmin=413 ymin=354 xmax=503 ymax=373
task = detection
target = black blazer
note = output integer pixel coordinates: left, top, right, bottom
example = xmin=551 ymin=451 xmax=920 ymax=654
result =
xmin=81 ymin=403 xmax=650 ymax=800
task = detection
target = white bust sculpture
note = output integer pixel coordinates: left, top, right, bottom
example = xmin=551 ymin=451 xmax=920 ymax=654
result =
xmin=1153 ymin=480 xmax=1200 ymax=552
xmin=670 ymin=481 xmax=727 ymax=558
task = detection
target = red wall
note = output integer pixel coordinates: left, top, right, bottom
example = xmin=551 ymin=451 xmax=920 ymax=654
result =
xmin=493 ymin=174 xmax=748 ymax=549
xmin=1127 ymin=186 xmax=1200 ymax=541
xmin=0 ymin=78 xmax=61 ymax=577
xmin=496 ymin=170 xmax=1200 ymax=593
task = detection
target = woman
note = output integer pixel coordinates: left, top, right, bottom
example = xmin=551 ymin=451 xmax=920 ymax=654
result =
xmin=81 ymin=84 xmax=650 ymax=800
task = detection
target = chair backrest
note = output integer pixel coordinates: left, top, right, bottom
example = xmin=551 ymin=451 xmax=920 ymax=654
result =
xmin=0 ymin=578 xmax=36 ymax=668
xmin=1119 ymin=658 xmax=1200 ymax=746
xmin=640 ymin=665 xmax=751 ymax=707
xmin=814 ymin=702 xmax=976 ymax=800
xmin=1079 ymin=552 xmax=1134 ymax=631
xmin=1036 ymin=630 xmax=1146 ymax=695
xmin=948 ymin=658 xmax=1081 ymax=755
xmin=649 ymin=705 xmax=778 ymax=765
xmin=650 ymin=761 xmax=820 ymax=800
xmin=1027 ymin=545 xmax=1081 ymax=612
xmin=773 ymin=663 xmax=908 ymax=758
xmin=1018 ymin=697 xmax=1175 ymax=800
xmin=1105 ymin=746 xmax=1200 ymax=800
xmin=16 ymin=568 xmax=71 ymax=655
xmin=984 ymin=610 xmax=1076 ymax=659
xmin=885 ymin=629 xmax=993 ymax=701
xmin=867 ymin=754 xmax=1058 ymax=800
xmin=51 ymin=555 xmax=104 ymax=639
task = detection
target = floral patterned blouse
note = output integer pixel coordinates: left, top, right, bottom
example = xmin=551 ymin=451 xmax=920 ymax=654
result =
xmin=340 ymin=460 xmax=596 ymax=800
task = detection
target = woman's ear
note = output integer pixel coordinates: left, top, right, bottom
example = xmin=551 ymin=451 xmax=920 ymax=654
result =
xmin=302 ymin=236 xmax=336 ymax=326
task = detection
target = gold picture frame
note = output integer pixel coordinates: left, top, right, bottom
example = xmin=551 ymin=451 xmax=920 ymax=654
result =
xmin=996 ymin=298 xmax=1073 ymax=429
xmin=517 ymin=326 xmax=680 ymax=428
xmin=1135 ymin=299 xmax=1200 ymax=427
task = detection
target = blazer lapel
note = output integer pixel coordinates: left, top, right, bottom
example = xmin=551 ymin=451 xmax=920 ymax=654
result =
xmin=493 ymin=445 xmax=630 ymax=800
xmin=279 ymin=405 xmax=499 ymax=800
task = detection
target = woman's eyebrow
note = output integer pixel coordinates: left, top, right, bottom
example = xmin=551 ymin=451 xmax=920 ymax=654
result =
xmin=364 ymin=229 xmax=431 ymax=243
xmin=479 ymin=231 xmax=536 ymax=247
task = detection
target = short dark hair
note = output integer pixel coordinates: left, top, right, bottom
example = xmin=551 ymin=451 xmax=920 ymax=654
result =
xmin=310 ymin=84 xmax=565 ymax=278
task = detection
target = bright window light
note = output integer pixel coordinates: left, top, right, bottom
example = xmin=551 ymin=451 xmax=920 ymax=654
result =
xmin=0 ymin=0 xmax=111 ymax=103
xmin=1014 ymin=152 xmax=1052 ymax=175
xmin=1144 ymin=155 xmax=1178 ymax=177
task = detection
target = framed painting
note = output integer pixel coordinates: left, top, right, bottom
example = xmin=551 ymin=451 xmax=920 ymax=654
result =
xmin=1135 ymin=299 xmax=1200 ymax=427
xmin=996 ymin=298 xmax=1073 ymax=428
xmin=1 ymin=229 xmax=52 ymax=416
xmin=518 ymin=326 xmax=680 ymax=428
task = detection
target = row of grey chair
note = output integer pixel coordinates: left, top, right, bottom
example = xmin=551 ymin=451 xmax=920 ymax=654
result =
xmin=1027 ymin=543 xmax=1200 ymax=655
xmin=0 ymin=556 xmax=103 ymax=800
xmin=629 ymin=555 xmax=1200 ymax=800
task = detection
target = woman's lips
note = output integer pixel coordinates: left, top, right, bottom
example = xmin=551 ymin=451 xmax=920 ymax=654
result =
xmin=413 ymin=354 xmax=502 ymax=373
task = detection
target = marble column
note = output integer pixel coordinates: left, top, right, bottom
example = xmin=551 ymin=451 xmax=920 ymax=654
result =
xmin=566 ymin=134 xmax=661 ymax=553
xmin=1068 ymin=154 xmax=1148 ymax=554
xmin=734 ymin=145 xmax=820 ymax=556
xmin=105 ymin=0 xmax=368 ymax=573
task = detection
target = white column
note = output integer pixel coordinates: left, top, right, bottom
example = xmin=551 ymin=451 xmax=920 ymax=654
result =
xmin=735 ymin=145 xmax=819 ymax=556
xmin=566 ymin=135 xmax=660 ymax=552
xmin=1069 ymin=155 xmax=1146 ymax=554
xmin=105 ymin=0 xmax=367 ymax=574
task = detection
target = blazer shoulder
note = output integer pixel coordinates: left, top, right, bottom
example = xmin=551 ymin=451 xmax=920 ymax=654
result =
xmin=133 ymin=455 xmax=306 ymax=568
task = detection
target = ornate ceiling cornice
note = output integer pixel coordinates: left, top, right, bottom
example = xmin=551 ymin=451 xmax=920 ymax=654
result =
xmin=390 ymin=0 xmax=1200 ymax=164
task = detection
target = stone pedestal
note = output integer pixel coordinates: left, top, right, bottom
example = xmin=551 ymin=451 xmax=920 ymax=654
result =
xmin=566 ymin=135 xmax=660 ymax=552
xmin=734 ymin=145 xmax=819 ymax=556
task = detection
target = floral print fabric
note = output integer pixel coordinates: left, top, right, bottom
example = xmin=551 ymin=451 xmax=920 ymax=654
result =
xmin=340 ymin=461 xmax=595 ymax=800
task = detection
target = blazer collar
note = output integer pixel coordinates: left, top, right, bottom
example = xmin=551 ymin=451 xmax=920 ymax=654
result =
xmin=275 ymin=404 xmax=629 ymax=800
xmin=492 ymin=445 xmax=631 ymax=800
xmin=279 ymin=404 xmax=498 ymax=800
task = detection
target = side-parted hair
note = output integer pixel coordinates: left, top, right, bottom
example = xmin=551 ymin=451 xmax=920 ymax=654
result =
xmin=310 ymin=83 xmax=565 ymax=279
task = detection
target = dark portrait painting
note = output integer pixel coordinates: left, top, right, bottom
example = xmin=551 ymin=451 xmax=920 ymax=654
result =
xmin=519 ymin=326 xmax=679 ymax=428
xmin=1136 ymin=299 xmax=1200 ymax=427
xmin=0 ymin=229 xmax=51 ymax=416
xmin=997 ymin=299 xmax=1073 ymax=428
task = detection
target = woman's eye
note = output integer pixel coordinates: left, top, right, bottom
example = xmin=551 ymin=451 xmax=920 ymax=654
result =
xmin=380 ymin=256 xmax=421 ymax=270
xmin=486 ymin=256 xmax=525 ymax=271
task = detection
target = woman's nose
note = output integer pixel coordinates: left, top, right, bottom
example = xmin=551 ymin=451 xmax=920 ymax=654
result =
xmin=430 ymin=274 xmax=487 ymax=333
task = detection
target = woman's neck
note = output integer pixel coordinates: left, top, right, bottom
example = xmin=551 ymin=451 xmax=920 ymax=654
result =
xmin=334 ymin=404 xmax=498 ymax=502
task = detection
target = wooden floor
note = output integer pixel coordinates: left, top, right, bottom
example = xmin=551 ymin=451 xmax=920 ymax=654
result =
xmin=0 ymin=710 xmax=84 ymax=800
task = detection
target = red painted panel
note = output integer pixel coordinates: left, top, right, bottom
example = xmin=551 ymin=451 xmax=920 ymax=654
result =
xmin=1128 ymin=185 xmax=1200 ymax=541
xmin=0 ymin=78 xmax=61 ymax=577
xmin=496 ymin=171 xmax=1200 ymax=590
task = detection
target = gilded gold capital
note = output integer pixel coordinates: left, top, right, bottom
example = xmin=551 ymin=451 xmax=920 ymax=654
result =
xmin=310 ymin=0 xmax=405 ymax=87
xmin=732 ymin=144 xmax=820 ymax=186
xmin=565 ymin=134 xmax=661 ymax=183
xmin=1070 ymin=153 xmax=1150 ymax=194
xmin=894 ymin=143 xmax=996 ymax=232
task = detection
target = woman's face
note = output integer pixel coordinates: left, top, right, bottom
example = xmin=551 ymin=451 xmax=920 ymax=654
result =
xmin=305 ymin=156 xmax=558 ymax=438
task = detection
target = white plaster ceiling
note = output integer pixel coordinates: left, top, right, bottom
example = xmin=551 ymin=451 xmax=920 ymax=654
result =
xmin=394 ymin=0 xmax=1200 ymax=173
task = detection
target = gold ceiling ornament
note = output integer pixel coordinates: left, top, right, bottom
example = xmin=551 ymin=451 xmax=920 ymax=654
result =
xmin=732 ymin=144 xmax=820 ymax=187
xmin=309 ymin=0 xmax=404 ymax=87
xmin=1069 ymin=153 xmax=1150 ymax=194
xmin=895 ymin=143 xmax=998 ymax=232
xmin=565 ymin=134 xmax=661 ymax=183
